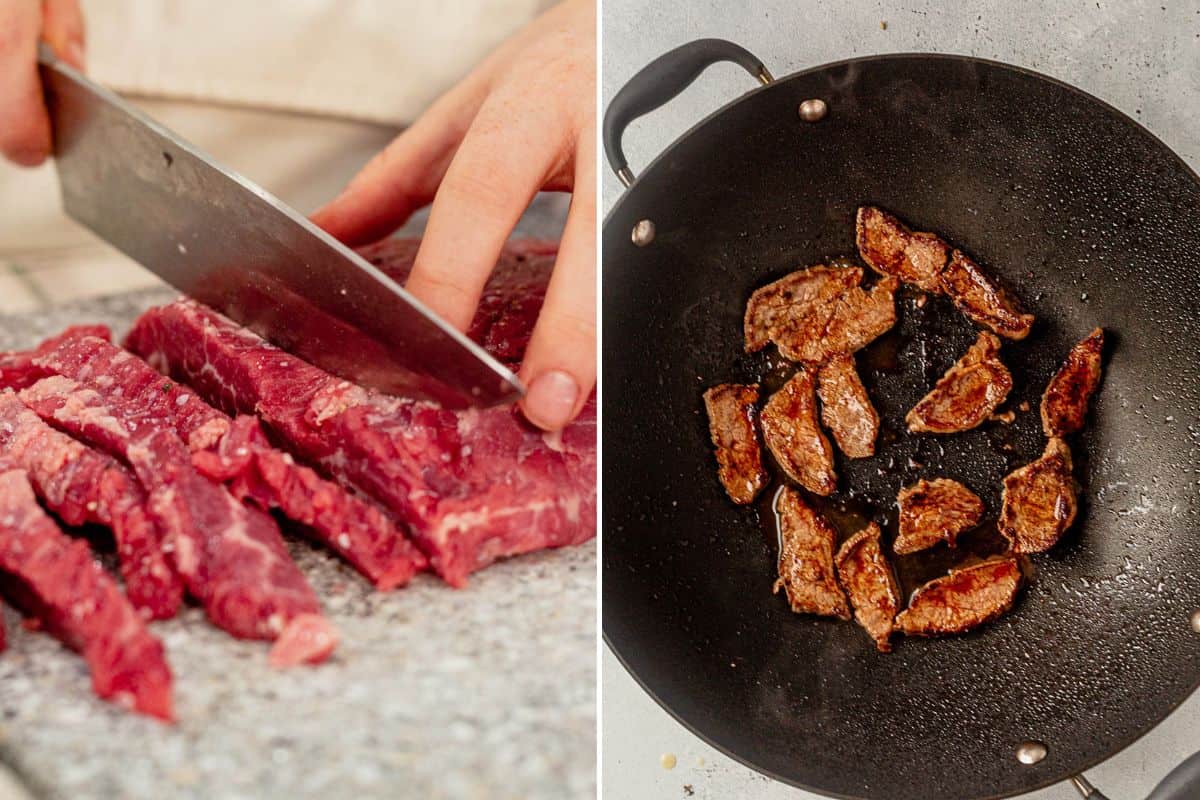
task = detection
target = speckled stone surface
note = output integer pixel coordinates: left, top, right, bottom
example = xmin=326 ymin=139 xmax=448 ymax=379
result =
xmin=0 ymin=288 xmax=596 ymax=800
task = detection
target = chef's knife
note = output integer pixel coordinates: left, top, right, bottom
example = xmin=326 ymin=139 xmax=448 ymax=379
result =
xmin=36 ymin=45 xmax=523 ymax=408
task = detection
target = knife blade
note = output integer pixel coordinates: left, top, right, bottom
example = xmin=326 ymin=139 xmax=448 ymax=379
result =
xmin=36 ymin=45 xmax=523 ymax=408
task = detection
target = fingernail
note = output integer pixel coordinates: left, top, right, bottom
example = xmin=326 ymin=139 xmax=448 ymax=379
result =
xmin=523 ymin=370 xmax=579 ymax=431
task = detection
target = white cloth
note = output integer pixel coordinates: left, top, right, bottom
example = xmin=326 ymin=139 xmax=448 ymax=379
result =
xmin=0 ymin=1 xmax=552 ymax=306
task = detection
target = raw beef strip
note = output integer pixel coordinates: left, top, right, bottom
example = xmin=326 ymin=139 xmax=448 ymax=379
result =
xmin=760 ymin=370 xmax=837 ymax=496
xmin=856 ymin=206 xmax=949 ymax=293
xmin=0 ymin=467 xmax=173 ymax=719
xmin=835 ymin=524 xmax=900 ymax=652
xmin=0 ymin=390 xmax=181 ymax=619
xmin=773 ymin=487 xmax=850 ymax=619
xmin=19 ymin=376 xmax=335 ymax=664
xmin=0 ymin=324 xmax=112 ymax=390
xmin=816 ymin=355 xmax=880 ymax=458
xmin=360 ymin=238 xmax=558 ymax=367
xmin=124 ymin=299 xmax=597 ymax=587
xmin=1041 ymin=327 xmax=1105 ymax=437
xmin=893 ymin=478 xmax=985 ymax=555
xmin=999 ymin=437 xmax=1078 ymax=554
xmin=896 ymin=557 xmax=1022 ymax=637
xmin=906 ymin=332 xmax=1013 ymax=434
xmin=702 ymin=383 xmax=768 ymax=504
xmin=30 ymin=334 xmax=426 ymax=589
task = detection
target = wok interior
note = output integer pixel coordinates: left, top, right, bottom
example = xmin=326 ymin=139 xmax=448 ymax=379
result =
xmin=603 ymin=56 xmax=1200 ymax=800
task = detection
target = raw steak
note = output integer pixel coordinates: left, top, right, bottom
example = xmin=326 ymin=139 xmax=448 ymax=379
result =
xmin=906 ymin=332 xmax=1013 ymax=434
xmin=816 ymin=354 xmax=880 ymax=458
xmin=1041 ymin=327 xmax=1105 ymax=437
xmin=773 ymin=488 xmax=850 ymax=619
xmin=896 ymin=557 xmax=1022 ymax=637
xmin=0 ymin=390 xmax=181 ymax=619
xmin=702 ymin=383 xmax=768 ymax=504
xmin=893 ymin=478 xmax=985 ymax=555
xmin=19 ymin=376 xmax=335 ymax=664
xmin=835 ymin=524 xmax=900 ymax=652
xmin=760 ymin=370 xmax=837 ymax=496
xmin=359 ymin=238 xmax=558 ymax=367
xmin=29 ymin=333 xmax=426 ymax=589
xmin=0 ymin=467 xmax=173 ymax=719
xmin=125 ymin=299 xmax=597 ymax=587
xmin=999 ymin=437 xmax=1078 ymax=554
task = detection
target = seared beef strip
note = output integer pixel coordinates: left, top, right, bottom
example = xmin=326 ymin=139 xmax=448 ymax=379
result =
xmin=817 ymin=355 xmax=880 ymax=458
xmin=857 ymin=207 xmax=1034 ymax=339
xmin=761 ymin=370 xmax=838 ymax=496
xmin=702 ymin=383 xmax=769 ymax=504
xmin=835 ymin=524 xmax=900 ymax=651
xmin=783 ymin=276 xmax=898 ymax=363
xmin=1041 ymin=327 xmax=1105 ymax=437
xmin=773 ymin=488 xmax=850 ymax=619
xmin=941 ymin=250 xmax=1035 ymax=340
xmin=906 ymin=332 xmax=1013 ymax=434
xmin=744 ymin=266 xmax=861 ymax=353
xmin=855 ymin=206 xmax=949 ymax=292
xmin=893 ymin=478 xmax=985 ymax=555
xmin=999 ymin=437 xmax=1078 ymax=553
xmin=896 ymin=557 xmax=1022 ymax=636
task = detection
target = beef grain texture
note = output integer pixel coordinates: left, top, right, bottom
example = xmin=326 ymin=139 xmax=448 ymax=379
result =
xmin=773 ymin=487 xmax=851 ymax=619
xmin=760 ymin=370 xmax=838 ymax=496
xmin=896 ymin=557 xmax=1023 ymax=636
xmin=28 ymin=332 xmax=426 ymax=589
xmin=816 ymin=354 xmax=880 ymax=459
xmin=906 ymin=332 xmax=1013 ymax=434
xmin=0 ymin=467 xmax=173 ymax=719
xmin=125 ymin=239 xmax=596 ymax=588
xmin=893 ymin=478 xmax=985 ymax=555
xmin=999 ymin=437 xmax=1079 ymax=553
xmin=18 ymin=375 xmax=335 ymax=665
xmin=1041 ymin=327 xmax=1106 ymax=438
xmin=702 ymin=383 xmax=769 ymax=505
xmin=835 ymin=524 xmax=900 ymax=651
xmin=0 ymin=390 xmax=181 ymax=619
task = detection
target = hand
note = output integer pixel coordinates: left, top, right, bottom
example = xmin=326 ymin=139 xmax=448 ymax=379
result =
xmin=312 ymin=0 xmax=596 ymax=432
xmin=0 ymin=0 xmax=85 ymax=166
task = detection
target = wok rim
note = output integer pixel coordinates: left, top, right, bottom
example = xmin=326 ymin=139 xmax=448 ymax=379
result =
xmin=601 ymin=49 xmax=1200 ymax=799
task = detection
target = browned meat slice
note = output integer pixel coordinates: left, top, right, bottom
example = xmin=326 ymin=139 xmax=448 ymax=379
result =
xmin=744 ymin=266 xmax=861 ymax=353
xmin=760 ymin=371 xmax=837 ymax=496
xmin=941 ymin=250 xmax=1035 ymax=340
xmin=855 ymin=206 xmax=949 ymax=292
xmin=702 ymin=383 xmax=769 ymax=504
xmin=781 ymin=276 xmax=898 ymax=363
xmin=893 ymin=478 xmax=985 ymax=555
xmin=817 ymin=355 xmax=880 ymax=458
xmin=1041 ymin=327 xmax=1105 ymax=437
xmin=835 ymin=524 xmax=900 ymax=651
xmin=906 ymin=332 xmax=1013 ymax=433
xmin=896 ymin=557 xmax=1022 ymax=636
xmin=773 ymin=488 xmax=850 ymax=619
xmin=999 ymin=437 xmax=1078 ymax=553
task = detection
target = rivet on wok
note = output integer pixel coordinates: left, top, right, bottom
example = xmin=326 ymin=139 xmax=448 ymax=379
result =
xmin=798 ymin=98 xmax=828 ymax=122
xmin=1016 ymin=741 xmax=1048 ymax=765
xmin=1191 ymin=609 xmax=1200 ymax=633
xmin=632 ymin=219 xmax=656 ymax=247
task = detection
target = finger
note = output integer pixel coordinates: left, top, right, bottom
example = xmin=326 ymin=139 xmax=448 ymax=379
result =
xmin=42 ymin=0 xmax=85 ymax=70
xmin=310 ymin=76 xmax=489 ymax=246
xmin=518 ymin=134 xmax=596 ymax=431
xmin=0 ymin=0 xmax=51 ymax=166
xmin=406 ymin=93 xmax=572 ymax=332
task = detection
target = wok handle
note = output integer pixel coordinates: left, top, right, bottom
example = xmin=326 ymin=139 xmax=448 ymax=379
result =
xmin=602 ymin=38 xmax=773 ymax=187
xmin=1070 ymin=750 xmax=1200 ymax=800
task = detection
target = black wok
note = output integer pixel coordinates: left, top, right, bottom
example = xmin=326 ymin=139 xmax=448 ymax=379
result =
xmin=602 ymin=41 xmax=1200 ymax=800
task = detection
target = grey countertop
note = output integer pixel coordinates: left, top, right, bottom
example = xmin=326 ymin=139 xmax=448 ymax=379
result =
xmin=601 ymin=1 xmax=1199 ymax=798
